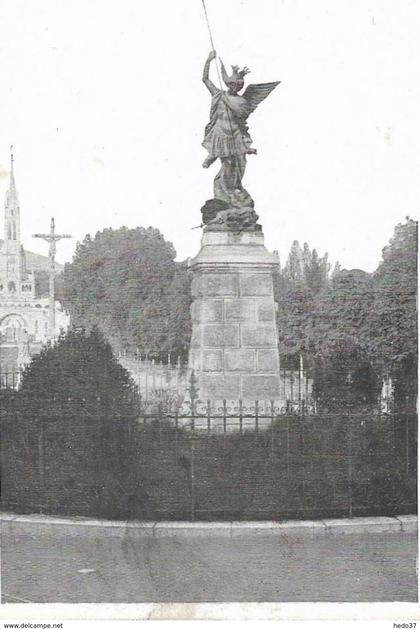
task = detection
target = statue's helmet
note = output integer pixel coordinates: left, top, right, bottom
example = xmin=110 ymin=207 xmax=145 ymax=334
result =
xmin=221 ymin=63 xmax=250 ymax=87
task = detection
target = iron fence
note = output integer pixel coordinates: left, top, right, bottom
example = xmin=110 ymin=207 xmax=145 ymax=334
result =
xmin=0 ymin=390 xmax=416 ymax=522
xmin=136 ymin=397 xmax=318 ymax=432
xmin=117 ymin=353 xmax=187 ymax=400
xmin=117 ymin=352 xmax=314 ymax=406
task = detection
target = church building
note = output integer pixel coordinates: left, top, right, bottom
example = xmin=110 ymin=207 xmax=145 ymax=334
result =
xmin=0 ymin=154 xmax=69 ymax=384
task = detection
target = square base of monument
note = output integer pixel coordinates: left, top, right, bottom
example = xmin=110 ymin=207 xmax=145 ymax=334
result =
xmin=188 ymin=229 xmax=283 ymax=404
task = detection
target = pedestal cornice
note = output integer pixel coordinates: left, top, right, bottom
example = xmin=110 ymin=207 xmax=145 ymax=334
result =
xmin=188 ymin=230 xmax=279 ymax=271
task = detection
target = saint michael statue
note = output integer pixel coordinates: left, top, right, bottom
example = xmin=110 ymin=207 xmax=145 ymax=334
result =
xmin=201 ymin=50 xmax=280 ymax=230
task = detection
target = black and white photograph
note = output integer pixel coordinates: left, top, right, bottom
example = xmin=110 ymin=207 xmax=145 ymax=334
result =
xmin=0 ymin=0 xmax=418 ymax=625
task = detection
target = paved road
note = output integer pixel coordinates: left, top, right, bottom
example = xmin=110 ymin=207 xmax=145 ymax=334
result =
xmin=1 ymin=522 xmax=417 ymax=603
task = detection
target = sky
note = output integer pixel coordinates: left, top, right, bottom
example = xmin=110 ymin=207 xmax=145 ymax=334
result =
xmin=0 ymin=0 xmax=418 ymax=272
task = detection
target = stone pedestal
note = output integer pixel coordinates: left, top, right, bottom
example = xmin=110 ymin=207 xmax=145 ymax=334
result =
xmin=188 ymin=230 xmax=282 ymax=402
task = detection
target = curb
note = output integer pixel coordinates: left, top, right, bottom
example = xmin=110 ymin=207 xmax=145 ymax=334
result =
xmin=1 ymin=512 xmax=417 ymax=538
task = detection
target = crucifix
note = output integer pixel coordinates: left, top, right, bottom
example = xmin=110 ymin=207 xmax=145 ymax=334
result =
xmin=33 ymin=217 xmax=72 ymax=335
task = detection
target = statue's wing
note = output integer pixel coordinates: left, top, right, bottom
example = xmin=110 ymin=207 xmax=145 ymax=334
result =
xmin=242 ymin=82 xmax=281 ymax=115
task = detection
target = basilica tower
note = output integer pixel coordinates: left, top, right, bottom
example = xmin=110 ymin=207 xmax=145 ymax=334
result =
xmin=0 ymin=151 xmax=69 ymax=376
xmin=0 ymin=153 xmax=34 ymax=299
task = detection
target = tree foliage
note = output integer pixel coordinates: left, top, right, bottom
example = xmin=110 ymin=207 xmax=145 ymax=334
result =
xmin=311 ymin=269 xmax=374 ymax=359
xmin=20 ymin=325 xmax=136 ymax=406
xmin=277 ymin=219 xmax=417 ymax=408
xmin=60 ymin=219 xmax=416 ymax=407
xmin=62 ymin=226 xmax=191 ymax=358
xmin=276 ymin=240 xmax=330 ymax=367
xmin=367 ymin=219 xmax=417 ymax=367
xmin=6 ymin=326 xmax=139 ymax=517
xmin=366 ymin=218 xmax=417 ymax=403
xmin=162 ymin=262 xmax=192 ymax=360
xmin=310 ymin=270 xmax=377 ymax=406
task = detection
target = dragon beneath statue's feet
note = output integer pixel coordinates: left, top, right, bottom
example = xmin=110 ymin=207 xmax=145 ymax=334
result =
xmin=200 ymin=198 xmax=261 ymax=232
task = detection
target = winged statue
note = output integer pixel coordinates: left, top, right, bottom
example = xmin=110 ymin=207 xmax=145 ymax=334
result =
xmin=201 ymin=50 xmax=280 ymax=228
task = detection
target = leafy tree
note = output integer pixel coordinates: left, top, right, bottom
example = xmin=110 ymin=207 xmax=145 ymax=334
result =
xmin=277 ymin=281 xmax=313 ymax=366
xmin=278 ymin=238 xmax=379 ymax=405
xmin=304 ymin=249 xmax=330 ymax=296
xmin=163 ymin=262 xmax=192 ymax=361
xmin=277 ymin=241 xmax=330 ymax=367
xmin=62 ymin=226 xmax=178 ymax=353
xmin=127 ymin=284 xmax=170 ymax=357
xmin=310 ymin=270 xmax=377 ymax=407
xmin=283 ymin=240 xmax=304 ymax=283
xmin=331 ymin=261 xmax=342 ymax=281
xmin=311 ymin=270 xmax=374 ymax=358
xmin=126 ymin=262 xmax=192 ymax=360
xmin=20 ymin=325 xmax=136 ymax=403
xmin=9 ymin=326 xmax=139 ymax=517
xmin=367 ymin=218 xmax=417 ymax=405
xmin=277 ymin=220 xmax=417 ymax=409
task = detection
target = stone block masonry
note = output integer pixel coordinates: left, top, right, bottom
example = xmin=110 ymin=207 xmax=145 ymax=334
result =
xmin=188 ymin=230 xmax=283 ymax=403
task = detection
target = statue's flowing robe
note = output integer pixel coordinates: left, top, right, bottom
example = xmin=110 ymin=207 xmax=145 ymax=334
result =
xmin=202 ymin=80 xmax=280 ymax=210
xmin=202 ymin=90 xmax=252 ymax=159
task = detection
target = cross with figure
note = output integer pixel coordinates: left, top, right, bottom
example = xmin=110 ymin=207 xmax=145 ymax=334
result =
xmin=33 ymin=218 xmax=71 ymax=335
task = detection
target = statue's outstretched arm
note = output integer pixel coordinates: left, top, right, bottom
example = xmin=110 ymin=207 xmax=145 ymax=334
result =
xmin=203 ymin=51 xmax=219 ymax=95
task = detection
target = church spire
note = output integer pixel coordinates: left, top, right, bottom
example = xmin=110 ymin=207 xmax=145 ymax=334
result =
xmin=1 ymin=147 xmax=30 ymax=298
xmin=10 ymin=151 xmax=16 ymax=191
xmin=4 ymin=147 xmax=21 ymax=252
xmin=6 ymin=147 xmax=18 ymax=205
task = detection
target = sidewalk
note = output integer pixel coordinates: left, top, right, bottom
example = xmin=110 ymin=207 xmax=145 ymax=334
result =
xmin=1 ymin=511 xmax=417 ymax=603
xmin=1 ymin=511 xmax=417 ymax=537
